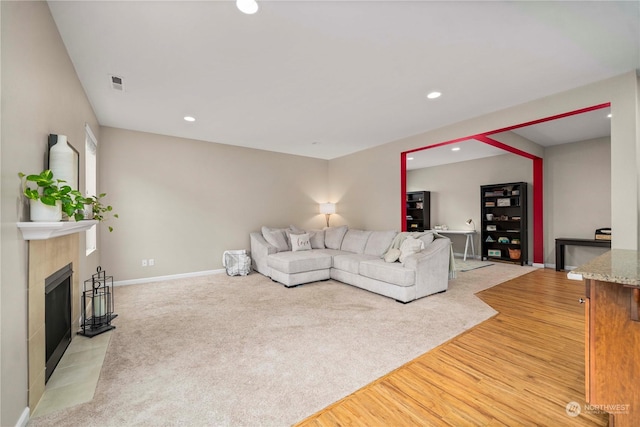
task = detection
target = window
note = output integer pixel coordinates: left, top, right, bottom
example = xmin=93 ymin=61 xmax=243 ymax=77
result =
xmin=85 ymin=124 xmax=97 ymax=255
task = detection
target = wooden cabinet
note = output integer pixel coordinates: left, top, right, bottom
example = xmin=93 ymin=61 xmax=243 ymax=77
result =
xmin=406 ymin=191 xmax=430 ymax=232
xmin=480 ymin=182 xmax=527 ymax=265
xmin=584 ymin=278 xmax=640 ymax=426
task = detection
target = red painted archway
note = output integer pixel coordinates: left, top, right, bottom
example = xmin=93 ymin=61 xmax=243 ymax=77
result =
xmin=401 ymin=102 xmax=610 ymax=265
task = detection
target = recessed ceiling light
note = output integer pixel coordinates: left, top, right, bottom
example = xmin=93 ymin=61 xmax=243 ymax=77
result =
xmin=236 ymin=0 xmax=259 ymax=14
xmin=184 ymin=116 xmax=196 ymax=122
xmin=407 ymin=157 xmax=414 ymax=160
xmin=426 ymin=91 xmax=442 ymax=99
xmin=451 ymin=147 xmax=460 ymax=151
xmin=607 ymin=113 xmax=612 ymax=118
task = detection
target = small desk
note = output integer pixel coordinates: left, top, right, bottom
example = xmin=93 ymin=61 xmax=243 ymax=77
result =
xmin=432 ymin=230 xmax=476 ymax=261
xmin=555 ymin=237 xmax=611 ymax=271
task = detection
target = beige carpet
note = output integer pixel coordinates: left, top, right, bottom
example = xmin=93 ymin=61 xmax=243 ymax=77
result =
xmin=29 ymin=263 xmax=535 ymax=427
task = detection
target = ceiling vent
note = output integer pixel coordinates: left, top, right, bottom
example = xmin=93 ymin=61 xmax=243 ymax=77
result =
xmin=109 ymin=75 xmax=124 ymax=91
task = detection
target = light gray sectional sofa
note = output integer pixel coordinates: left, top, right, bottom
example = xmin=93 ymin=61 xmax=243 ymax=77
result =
xmin=250 ymin=225 xmax=452 ymax=303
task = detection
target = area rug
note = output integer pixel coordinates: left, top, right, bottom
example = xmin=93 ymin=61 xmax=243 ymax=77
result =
xmin=30 ymin=263 xmax=535 ymax=427
xmin=455 ymin=257 xmax=494 ymax=272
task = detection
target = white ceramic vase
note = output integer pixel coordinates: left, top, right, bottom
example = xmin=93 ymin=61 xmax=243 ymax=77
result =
xmin=49 ymin=135 xmax=76 ymax=189
xmin=30 ymin=199 xmax=62 ymax=222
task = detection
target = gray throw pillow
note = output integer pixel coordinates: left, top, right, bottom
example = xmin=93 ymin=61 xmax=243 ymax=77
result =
xmin=307 ymin=229 xmax=325 ymax=249
xmin=261 ymin=226 xmax=289 ymax=252
xmin=399 ymin=236 xmax=424 ymax=263
xmin=324 ymin=225 xmax=348 ymax=250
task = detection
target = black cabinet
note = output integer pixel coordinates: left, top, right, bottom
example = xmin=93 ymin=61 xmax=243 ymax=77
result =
xmin=480 ymin=182 xmax=527 ymax=265
xmin=406 ymin=191 xmax=430 ymax=231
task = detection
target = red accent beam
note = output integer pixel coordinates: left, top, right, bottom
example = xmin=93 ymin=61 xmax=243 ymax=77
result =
xmin=533 ymin=157 xmax=544 ymax=264
xmin=486 ymin=102 xmax=610 ymax=137
xmin=401 ymin=152 xmax=407 ymax=231
xmin=474 ymin=134 xmax=538 ymax=160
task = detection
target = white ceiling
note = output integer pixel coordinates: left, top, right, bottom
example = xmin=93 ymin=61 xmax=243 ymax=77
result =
xmin=48 ymin=1 xmax=639 ymax=160
xmin=406 ymin=106 xmax=613 ymax=170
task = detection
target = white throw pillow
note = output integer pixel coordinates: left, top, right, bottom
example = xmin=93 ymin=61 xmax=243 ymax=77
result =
xmin=261 ymin=226 xmax=289 ymax=252
xmin=290 ymin=233 xmax=312 ymax=252
xmin=384 ymin=248 xmax=401 ymax=263
xmin=399 ymin=236 xmax=425 ymax=263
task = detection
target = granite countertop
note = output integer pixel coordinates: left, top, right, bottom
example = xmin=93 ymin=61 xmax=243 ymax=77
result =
xmin=572 ymin=249 xmax=640 ymax=287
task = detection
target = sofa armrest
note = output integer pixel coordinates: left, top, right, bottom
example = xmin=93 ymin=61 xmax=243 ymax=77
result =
xmin=403 ymin=237 xmax=451 ymax=299
xmin=250 ymin=232 xmax=277 ymax=277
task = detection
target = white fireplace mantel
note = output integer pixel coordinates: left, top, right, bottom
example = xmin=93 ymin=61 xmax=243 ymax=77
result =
xmin=17 ymin=220 xmax=98 ymax=240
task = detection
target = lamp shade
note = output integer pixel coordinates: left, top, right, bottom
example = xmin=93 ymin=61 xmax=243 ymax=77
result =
xmin=319 ymin=203 xmax=336 ymax=215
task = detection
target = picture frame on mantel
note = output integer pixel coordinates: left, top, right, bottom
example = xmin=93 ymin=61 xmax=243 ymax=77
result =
xmin=47 ymin=134 xmax=79 ymax=190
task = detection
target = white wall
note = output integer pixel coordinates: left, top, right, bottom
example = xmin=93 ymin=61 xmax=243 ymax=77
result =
xmin=544 ymin=137 xmax=611 ymax=267
xmin=407 ymin=153 xmax=532 ymax=262
xmin=1 ymin=2 xmax=101 ymax=424
xmin=98 ymin=127 xmax=330 ymax=281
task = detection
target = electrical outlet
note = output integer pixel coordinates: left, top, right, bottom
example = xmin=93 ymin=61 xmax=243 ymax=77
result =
xmin=148 ymin=259 xmax=155 ymax=266
xmin=142 ymin=259 xmax=148 ymax=267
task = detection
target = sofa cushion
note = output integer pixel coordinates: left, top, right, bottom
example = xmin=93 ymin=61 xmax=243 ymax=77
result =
xmin=333 ymin=254 xmax=378 ymax=274
xmin=418 ymin=232 xmax=435 ymax=247
xmin=399 ymin=236 xmax=424 ymax=263
xmin=340 ymin=229 xmax=372 ymax=254
xmin=261 ymin=226 xmax=289 ymax=252
xmin=324 ymin=225 xmax=348 ymax=250
xmin=359 ymin=259 xmax=415 ymax=287
xmin=307 ymin=229 xmax=325 ymax=249
xmin=364 ymin=230 xmax=397 ymax=256
xmin=290 ymin=233 xmax=311 ymax=252
xmin=267 ymin=250 xmax=332 ymax=274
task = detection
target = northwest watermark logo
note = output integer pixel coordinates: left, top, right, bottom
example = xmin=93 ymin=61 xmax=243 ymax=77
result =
xmin=565 ymin=401 xmax=630 ymax=417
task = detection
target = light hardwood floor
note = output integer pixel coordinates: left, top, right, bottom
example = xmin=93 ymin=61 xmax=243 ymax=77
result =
xmin=295 ymin=268 xmax=609 ymax=426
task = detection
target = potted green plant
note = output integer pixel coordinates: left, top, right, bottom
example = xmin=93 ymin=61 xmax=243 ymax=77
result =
xmin=19 ymin=169 xmax=118 ymax=230
xmin=18 ymin=169 xmax=74 ymax=222
xmin=76 ymin=193 xmax=118 ymax=232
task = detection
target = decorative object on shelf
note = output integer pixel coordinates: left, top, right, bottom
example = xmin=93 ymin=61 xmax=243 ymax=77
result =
xmin=30 ymin=199 xmax=62 ymax=222
xmin=511 ymin=238 xmax=521 ymax=245
xmin=78 ymin=266 xmax=117 ymax=338
xmin=486 ymin=213 xmax=494 ymax=220
xmin=497 ymin=198 xmax=511 ymax=207
xmin=508 ymin=248 xmax=521 ymax=260
xmin=488 ymin=249 xmax=501 ymax=257
xmin=595 ymin=227 xmax=611 ymax=240
xmin=48 ymin=134 xmax=78 ymax=191
xmin=485 ymin=201 xmax=495 ymax=207
xmin=18 ymin=169 xmax=118 ymax=230
xmin=465 ymin=218 xmax=476 ymax=231
xmin=486 ymin=225 xmax=497 ymax=231
xmin=19 ymin=170 xmax=73 ymax=222
xmin=485 ymin=236 xmax=495 ymax=242
xmin=319 ymin=202 xmax=336 ymax=227
xmin=499 ymin=215 xmax=509 ymax=220
xmin=498 ymin=237 xmax=510 ymax=244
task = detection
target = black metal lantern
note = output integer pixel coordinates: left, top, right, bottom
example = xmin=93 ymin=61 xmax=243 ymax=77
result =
xmin=78 ymin=266 xmax=117 ymax=337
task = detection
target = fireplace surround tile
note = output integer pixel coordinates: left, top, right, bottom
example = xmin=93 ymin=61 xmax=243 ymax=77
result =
xmin=28 ymin=234 xmax=80 ymax=411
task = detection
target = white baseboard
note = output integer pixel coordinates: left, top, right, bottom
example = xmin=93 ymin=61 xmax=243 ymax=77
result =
xmin=15 ymin=407 xmax=29 ymax=427
xmin=532 ymin=263 xmax=546 ymax=268
xmin=113 ymin=269 xmax=226 ymax=286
